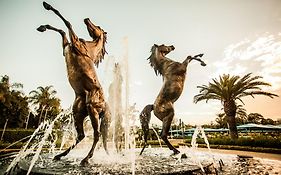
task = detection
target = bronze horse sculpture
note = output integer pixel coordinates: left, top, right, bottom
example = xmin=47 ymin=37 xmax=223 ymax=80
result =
xmin=140 ymin=44 xmax=206 ymax=155
xmin=37 ymin=2 xmax=110 ymax=165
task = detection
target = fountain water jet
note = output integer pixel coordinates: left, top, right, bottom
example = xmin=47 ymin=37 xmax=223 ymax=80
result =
xmin=190 ymin=125 xmax=218 ymax=173
xmin=4 ymin=109 xmax=74 ymax=175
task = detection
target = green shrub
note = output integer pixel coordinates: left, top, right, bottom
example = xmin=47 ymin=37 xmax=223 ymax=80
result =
xmin=0 ymin=140 xmax=25 ymax=149
xmin=0 ymin=129 xmax=35 ymax=143
xmin=184 ymin=134 xmax=281 ymax=149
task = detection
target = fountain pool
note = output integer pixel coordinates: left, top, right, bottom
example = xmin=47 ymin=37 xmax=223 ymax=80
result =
xmin=1 ymin=146 xmax=281 ymax=175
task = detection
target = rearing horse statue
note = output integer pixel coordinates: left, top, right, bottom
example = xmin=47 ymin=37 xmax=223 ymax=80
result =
xmin=140 ymin=44 xmax=206 ymax=155
xmin=37 ymin=2 xmax=110 ymax=165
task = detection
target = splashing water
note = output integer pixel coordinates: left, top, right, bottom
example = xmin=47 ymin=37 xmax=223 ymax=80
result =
xmin=59 ymin=111 xmax=76 ymax=151
xmin=189 ymin=125 xmax=218 ymax=173
xmin=5 ymin=109 xmax=74 ymax=175
xmin=151 ymin=126 xmax=162 ymax=148
xmin=190 ymin=126 xmax=205 ymax=172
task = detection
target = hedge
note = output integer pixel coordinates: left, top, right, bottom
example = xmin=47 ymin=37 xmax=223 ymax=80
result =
xmin=0 ymin=129 xmax=35 ymax=143
xmin=184 ymin=135 xmax=281 ymax=149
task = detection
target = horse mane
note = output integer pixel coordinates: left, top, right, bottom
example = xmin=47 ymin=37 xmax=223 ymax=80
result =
xmin=147 ymin=46 xmax=165 ymax=76
xmin=94 ymin=32 xmax=107 ymax=67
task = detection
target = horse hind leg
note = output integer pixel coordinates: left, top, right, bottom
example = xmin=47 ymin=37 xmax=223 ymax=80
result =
xmin=80 ymin=109 xmax=100 ymax=166
xmin=161 ymin=109 xmax=180 ymax=155
xmin=54 ymin=97 xmax=87 ymax=160
xmin=80 ymin=92 xmax=102 ymax=166
xmin=139 ymin=104 xmax=153 ymax=155
xmin=53 ymin=115 xmax=86 ymax=160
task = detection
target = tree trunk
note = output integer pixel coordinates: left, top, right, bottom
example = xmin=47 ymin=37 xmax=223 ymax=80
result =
xmin=1 ymin=119 xmax=8 ymax=141
xmin=224 ymin=100 xmax=238 ymax=140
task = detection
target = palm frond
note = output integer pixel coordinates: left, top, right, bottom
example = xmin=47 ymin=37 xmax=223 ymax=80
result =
xmin=239 ymin=91 xmax=279 ymax=98
xmin=194 ymin=72 xmax=278 ymax=106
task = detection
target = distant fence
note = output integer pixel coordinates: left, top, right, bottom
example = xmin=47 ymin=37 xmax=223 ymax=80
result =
xmin=169 ymin=123 xmax=281 ymax=137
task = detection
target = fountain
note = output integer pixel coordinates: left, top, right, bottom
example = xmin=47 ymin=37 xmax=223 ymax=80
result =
xmin=1 ymin=2 xmax=281 ymax=175
xmin=3 ymin=115 xmax=281 ymax=175
xmin=1 ymin=40 xmax=217 ymax=174
xmin=2 ymin=39 xmax=281 ymax=175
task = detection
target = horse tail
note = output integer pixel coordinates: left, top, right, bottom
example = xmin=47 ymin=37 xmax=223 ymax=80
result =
xmin=100 ymin=103 xmax=111 ymax=154
xmin=139 ymin=104 xmax=154 ymax=155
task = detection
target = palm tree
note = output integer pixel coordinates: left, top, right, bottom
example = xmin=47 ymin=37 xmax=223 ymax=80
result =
xmin=194 ymin=73 xmax=278 ymax=140
xmin=235 ymin=106 xmax=248 ymax=125
xmin=29 ymin=86 xmax=61 ymax=126
xmin=216 ymin=104 xmax=247 ymax=128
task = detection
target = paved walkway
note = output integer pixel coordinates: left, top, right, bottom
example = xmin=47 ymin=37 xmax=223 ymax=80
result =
xmin=198 ymin=147 xmax=281 ymax=161
xmin=168 ymin=139 xmax=281 ymax=161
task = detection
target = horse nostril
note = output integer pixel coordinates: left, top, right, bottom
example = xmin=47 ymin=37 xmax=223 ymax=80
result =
xmin=84 ymin=18 xmax=89 ymax=23
xmin=171 ymin=45 xmax=175 ymax=50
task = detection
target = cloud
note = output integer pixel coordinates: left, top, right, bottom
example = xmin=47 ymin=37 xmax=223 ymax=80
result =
xmin=212 ymin=34 xmax=281 ymax=90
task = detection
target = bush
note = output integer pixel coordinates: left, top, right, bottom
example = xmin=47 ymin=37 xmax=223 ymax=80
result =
xmin=184 ymin=134 xmax=281 ymax=149
xmin=0 ymin=129 xmax=35 ymax=143
xmin=0 ymin=140 xmax=25 ymax=149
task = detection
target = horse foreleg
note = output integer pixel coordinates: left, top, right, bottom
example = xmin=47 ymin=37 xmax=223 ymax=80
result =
xmin=43 ymin=2 xmax=71 ymax=29
xmin=37 ymin=25 xmax=68 ymax=48
xmin=42 ymin=2 xmax=79 ymax=45
xmin=161 ymin=112 xmax=180 ymax=155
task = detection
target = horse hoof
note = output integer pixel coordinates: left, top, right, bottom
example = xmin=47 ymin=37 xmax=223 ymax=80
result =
xmin=201 ymin=62 xmax=207 ymax=66
xmin=53 ymin=155 xmax=61 ymax=161
xmin=43 ymin=1 xmax=52 ymax=10
xmin=196 ymin=53 xmax=204 ymax=57
xmin=80 ymin=159 xmax=89 ymax=166
xmin=37 ymin=25 xmax=46 ymax=32
xmin=173 ymin=150 xmax=180 ymax=155
xmin=181 ymin=153 xmax=188 ymax=159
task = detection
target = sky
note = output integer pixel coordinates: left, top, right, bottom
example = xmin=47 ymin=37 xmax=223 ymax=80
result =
xmin=0 ymin=0 xmax=281 ymax=125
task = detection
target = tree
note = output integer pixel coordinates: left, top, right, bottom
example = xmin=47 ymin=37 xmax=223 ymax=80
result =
xmin=216 ymin=105 xmax=247 ymax=127
xmin=235 ymin=105 xmax=248 ymax=125
xmin=261 ymin=118 xmax=275 ymax=125
xmin=29 ymin=86 xmax=61 ymax=126
xmin=247 ymin=113 xmax=264 ymax=124
xmin=215 ymin=113 xmax=228 ymax=128
xmin=0 ymin=75 xmax=29 ymax=128
xmin=194 ymin=73 xmax=278 ymax=140
xmin=276 ymin=118 xmax=281 ymax=125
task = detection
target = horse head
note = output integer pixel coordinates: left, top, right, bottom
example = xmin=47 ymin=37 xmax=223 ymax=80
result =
xmin=148 ymin=44 xmax=175 ymax=76
xmin=152 ymin=44 xmax=175 ymax=57
xmin=84 ymin=18 xmax=107 ymax=40
xmin=84 ymin=18 xmax=107 ymax=66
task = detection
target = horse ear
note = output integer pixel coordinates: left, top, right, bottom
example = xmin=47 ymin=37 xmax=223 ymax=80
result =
xmin=154 ymin=44 xmax=158 ymax=47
